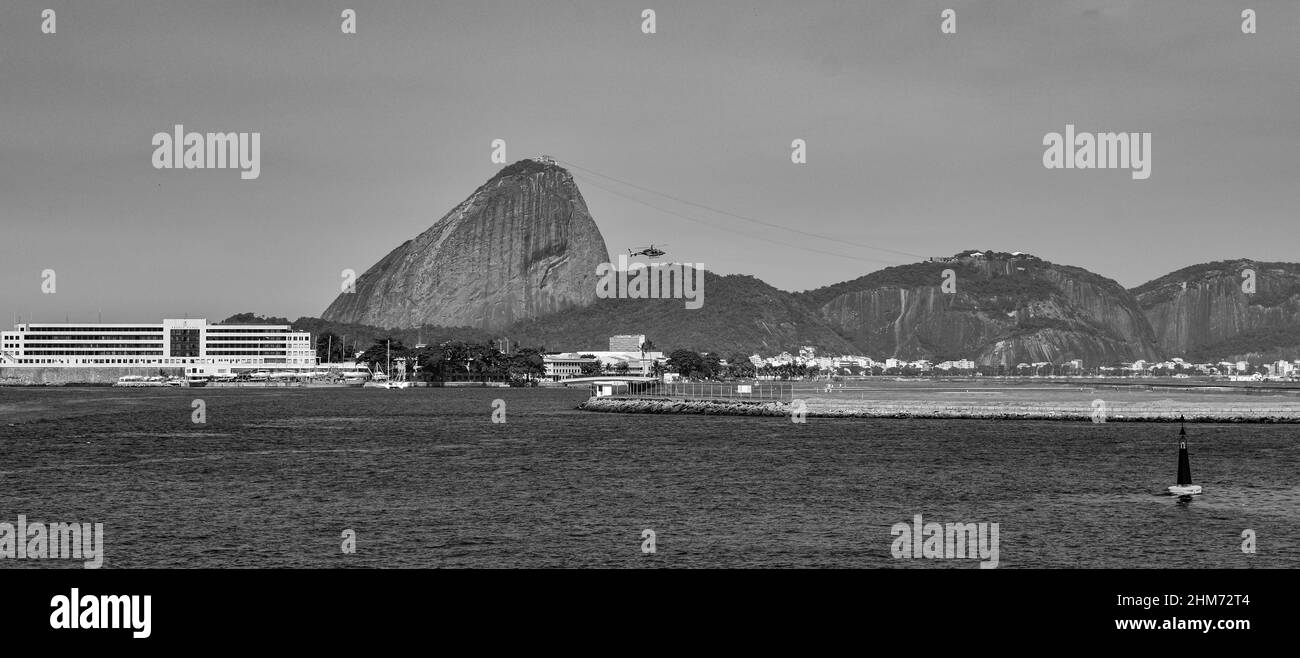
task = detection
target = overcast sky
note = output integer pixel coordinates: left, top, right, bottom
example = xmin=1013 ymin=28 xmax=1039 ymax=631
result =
xmin=2 ymin=0 xmax=1297 ymax=324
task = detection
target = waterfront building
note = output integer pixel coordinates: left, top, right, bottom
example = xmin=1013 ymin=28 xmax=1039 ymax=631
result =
xmin=542 ymin=353 xmax=599 ymax=381
xmin=0 ymin=318 xmax=315 ymax=373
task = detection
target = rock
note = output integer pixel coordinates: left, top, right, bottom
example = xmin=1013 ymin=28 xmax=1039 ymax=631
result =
xmin=323 ymin=159 xmax=611 ymax=331
xmin=797 ymin=251 xmax=1160 ymax=367
xmin=1132 ymin=259 xmax=1300 ymax=358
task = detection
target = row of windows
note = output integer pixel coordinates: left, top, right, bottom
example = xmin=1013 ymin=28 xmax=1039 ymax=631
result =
xmin=13 ymin=347 xmax=308 ymax=354
xmin=15 ymin=357 xmax=306 ymax=364
xmin=23 ymin=343 xmax=165 ymax=349
xmin=11 ymin=334 xmax=304 ymax=342
xmin=24 ymin=351 xmax=165 ymax=356
xmin=206 ymin=351 xmax=288 ymax=356
xmin=206 ymin=343 xmax=287 ymax=349
xmin=19 ymin=327 xmax=300 ymax=334
xmin=18 ymin=358 xmax=192 ymax=364
xmin=202 ymin=336 xmax=294 ymax=342
xmin=25 ymin=327 xmax=162 ymax=332
xmin=12 ymin=335 xmax=164 ymax=341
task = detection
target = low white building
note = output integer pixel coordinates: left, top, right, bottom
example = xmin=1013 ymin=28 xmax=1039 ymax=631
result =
xmin=542 ymin=353 xmax=598 ymax=381
xmin=580 ymin=350 xmax=665 ymax=375
xmin=0 ymin=318 xmax=315 ymax=371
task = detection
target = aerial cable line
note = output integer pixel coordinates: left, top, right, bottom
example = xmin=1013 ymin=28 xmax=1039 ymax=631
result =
xmin=557 ymin=159 xmax=927 ymax=261
xmin=573 ymin=173 xmax=909 ymax=267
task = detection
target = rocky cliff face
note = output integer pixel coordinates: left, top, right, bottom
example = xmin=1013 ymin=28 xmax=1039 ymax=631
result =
xmin=322 ymin=159 xmax=610 ymax=330
xmin=1132 ymin=260 xmax=1300 ymax=358
xmin=797 ymin=252 xmax=1161 ymax=367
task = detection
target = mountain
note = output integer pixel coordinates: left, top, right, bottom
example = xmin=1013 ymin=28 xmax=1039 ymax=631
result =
xmin=795 ymin=251 xmax=1161 ymax=366
xmin=502 ymin=270 xmax=858 ymax=356
xmin=316 ymin=158 xmax=1299 ymax=364
xmin=322 ymin=159 xmax=610 ymax=331
xmin=1131 ymin=259 xmax=1300 ymax=360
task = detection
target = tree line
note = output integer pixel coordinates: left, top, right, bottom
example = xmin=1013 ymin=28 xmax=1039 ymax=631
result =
xmin=343 ymin=336 xmax=546 ymax=385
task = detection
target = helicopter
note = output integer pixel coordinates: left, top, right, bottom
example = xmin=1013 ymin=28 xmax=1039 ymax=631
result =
xmin=628 ymin=244 xmax=668 ymax=259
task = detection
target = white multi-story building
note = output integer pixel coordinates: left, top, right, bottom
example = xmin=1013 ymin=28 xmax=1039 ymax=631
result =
xmin=542 ymin=353 xmax=599 ymax=381
xmin=0 ymin=318 xmax=314 ymax=370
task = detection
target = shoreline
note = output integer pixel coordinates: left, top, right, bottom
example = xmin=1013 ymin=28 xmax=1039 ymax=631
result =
xmin=577 ymin=396 xmax=1300 ymax=423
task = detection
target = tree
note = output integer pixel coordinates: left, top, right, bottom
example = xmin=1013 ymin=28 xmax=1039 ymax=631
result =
xmin=440 ymin=341 xmax=472 ymax=376
xmin=667 ymin=349 xmax=705 ymax=378
xmin=315 ymin=331 xmax=347 ymax=363
xmin=508 ymin=347 xmax=546 ymax=381
xmin=701 ymin=353 xmax=723 ymax=379
xmin=465 ymin=342 xmax=504 ymax=376
xmin=579 ymin=356 xmax=603 ymax=376
xmin=220 ymin=312 xmax=291 ymax=325
xmin=728 ymin=354 xmax=756 ymax=379
xmin=358 ymin=338 xmax=409 ymax=371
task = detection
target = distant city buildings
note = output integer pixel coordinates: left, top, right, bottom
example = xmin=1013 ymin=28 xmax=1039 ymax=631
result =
xmin=732 ymin=349 xmax=1299 ymax=380
xmin=533 ymin=332 xmax=1300 ymax=382
xmin=935 ymin=359 xmax=975 ymax=371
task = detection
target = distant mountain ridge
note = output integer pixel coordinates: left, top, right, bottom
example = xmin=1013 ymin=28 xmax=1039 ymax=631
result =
xmin=795 ymin=251 xmax=1160 ymax=367
xmin=503 ymin=270 xmax=857 ymax=356
xmin=319 ymin=160 xmax=1300 ymax=363
xmin=1132 ymin=259 xmax=1300 ymax=361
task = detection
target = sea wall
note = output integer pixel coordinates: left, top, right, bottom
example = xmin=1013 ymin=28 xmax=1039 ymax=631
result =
xmin=578 ymin=396 xmax=1300 ymax=422
xmin=0 ymin=367 xmax=184 ymax=386
xmin=578 ymin=397 xmax=790 ymax=416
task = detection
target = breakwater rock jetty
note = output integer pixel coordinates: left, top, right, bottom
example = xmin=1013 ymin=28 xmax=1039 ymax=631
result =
xmin=578 ymin=394 xmax=1300 ymax=423
xmin=578 ymin=397 xmax=790 ymax=416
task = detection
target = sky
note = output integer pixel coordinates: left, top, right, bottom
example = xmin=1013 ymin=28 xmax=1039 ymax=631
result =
xmin=2 ymin=0 xmax=1298 ymax=324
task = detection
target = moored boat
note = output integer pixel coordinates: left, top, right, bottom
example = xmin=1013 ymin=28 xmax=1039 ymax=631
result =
xmin=113 ymin=375 xmax=168 ymax=388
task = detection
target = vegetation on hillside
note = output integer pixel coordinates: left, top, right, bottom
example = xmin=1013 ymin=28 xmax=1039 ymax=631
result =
xmin=797 ymin=261 xmax=1059 ymax=314
xmin=1131 ymin=260 xmax=1300 ymax=295
xmin=1185 ymin=326 xmax=1300 ymax=362
xmin=500 ymin=271 xmax=857 ymax=355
